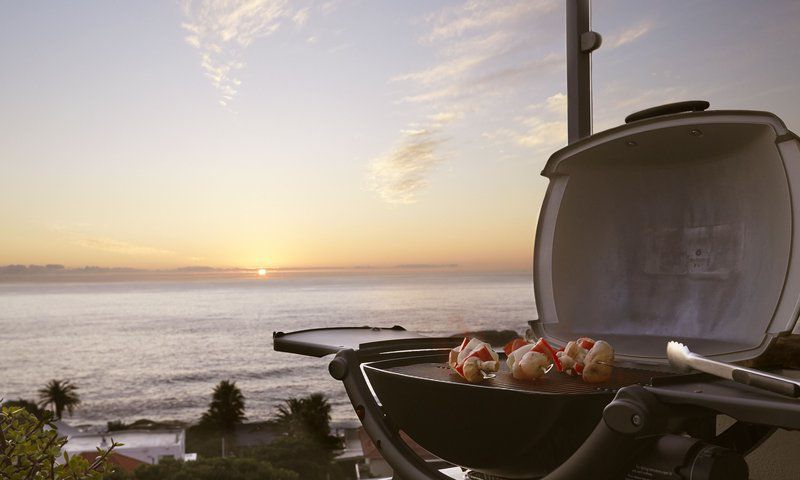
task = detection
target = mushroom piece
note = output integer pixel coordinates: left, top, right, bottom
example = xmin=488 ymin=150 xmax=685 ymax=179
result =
xmin=582 ymin=361 xmax=613 ymax=383
xmin=557 ymin=351 xmax=577 ymax=375
xmin=563 ymin=341 xmax=588 ymax=364
xmin=584 ymin=340 xmax=614 ymax=365
xmin=506 ymin=343 xmax=535 ymax=371
xmin=461 ymin=357 xmax=485 ymax=383
xmin=582 ymin=340 xmax=614 ymax=383
xmin=514 ymin=351 xmax=549 ymax=380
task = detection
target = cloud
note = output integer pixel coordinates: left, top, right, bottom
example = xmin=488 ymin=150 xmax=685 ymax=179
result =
xmin=371 ymin=1 xmax=565 ymax=203
xmin=292 ymin=7 xmax=309 ymax=27
xmin=515 ymin=117 xmax=566 ymax=148
xmin=422 ymin=0 xmax=557 ymax=43
xmin=544 ymin=92 xmax=566 ymax=114
xmin=395 ymin=1 xmax=562 ymax=102
xmin=369 ymin=127 xmax=446 ymax=204
xmin=391 ymin=55 xmax=485 ymax=85
xmin=50 ymin=224 xmax=175 ymax=257
xmin=72 ymin=236 xmax=175 ymax=257
xmin=427 ymin=111 xmax=462 ymax=124
xmin=607 ymin=21 xmax=653 ymax=49
xmin=180 ymin=0 xmax=301 ymax=107
xmin=483 ymin=91 xmax=568 ymax=154
xmin=320 ymin=1 xmax=341 ymax=15
xmin=515 ymin=92 xmax=568 ymax=150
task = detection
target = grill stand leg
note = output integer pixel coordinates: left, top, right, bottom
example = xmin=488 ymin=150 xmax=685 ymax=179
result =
xmin=713 ymin=422 xmax=776 ymax=456
xmin=330 ymin=349 xmax=453 ymax=480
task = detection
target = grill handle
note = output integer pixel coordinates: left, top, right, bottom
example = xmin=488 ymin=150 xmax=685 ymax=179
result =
xmin=730 ymin=368 xmax=800 ymax=397
xmin=625 ymin=100 xmax=710 ymax=123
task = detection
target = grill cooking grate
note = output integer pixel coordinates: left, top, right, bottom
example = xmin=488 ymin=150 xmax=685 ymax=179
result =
xmin=387 ymin=361 xmax=675 ymax=394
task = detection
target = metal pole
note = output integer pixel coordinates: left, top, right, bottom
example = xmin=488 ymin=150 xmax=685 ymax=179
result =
xmin=566 ymin=0 xmax=601 ymax=144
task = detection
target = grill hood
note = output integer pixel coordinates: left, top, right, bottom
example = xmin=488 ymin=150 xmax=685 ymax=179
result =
xmin=532 ymin=109 xmax=800 ymax=364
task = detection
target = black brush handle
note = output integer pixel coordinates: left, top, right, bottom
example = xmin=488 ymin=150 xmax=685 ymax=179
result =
xmin=731 ymin=369 xmax=800 ymax=398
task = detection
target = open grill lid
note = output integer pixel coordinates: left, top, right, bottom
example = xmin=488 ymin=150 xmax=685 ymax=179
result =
xmin=532 ymin=108 xmax=800 ymax=364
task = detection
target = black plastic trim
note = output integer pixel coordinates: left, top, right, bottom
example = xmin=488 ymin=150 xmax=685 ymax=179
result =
xmin=625 ymin=100 xmax=710 ymax=123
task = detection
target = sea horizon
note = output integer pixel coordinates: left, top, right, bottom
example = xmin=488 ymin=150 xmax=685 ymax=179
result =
xmin=1 ymin=270 xmax=537 ymax=428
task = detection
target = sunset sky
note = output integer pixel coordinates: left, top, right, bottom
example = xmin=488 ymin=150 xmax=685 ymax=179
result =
xmin=2 ymin=0 xmax=799 ymax=271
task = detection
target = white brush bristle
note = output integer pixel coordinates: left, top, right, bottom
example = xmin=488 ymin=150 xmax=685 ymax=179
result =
xmin=666 ymin=341 xmax=692 ymax=372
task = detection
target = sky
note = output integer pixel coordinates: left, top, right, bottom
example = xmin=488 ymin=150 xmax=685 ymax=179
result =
xmin=1 ymin=0 xmax=799 ymax=271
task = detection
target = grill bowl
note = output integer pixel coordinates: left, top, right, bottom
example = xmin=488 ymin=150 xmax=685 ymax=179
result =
xmin=363 ymin=353 xmax=670 ymax=479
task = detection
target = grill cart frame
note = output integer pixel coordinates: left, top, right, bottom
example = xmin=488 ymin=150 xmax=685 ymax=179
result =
xmin=274 ymin=1 xmax=800 ymax=478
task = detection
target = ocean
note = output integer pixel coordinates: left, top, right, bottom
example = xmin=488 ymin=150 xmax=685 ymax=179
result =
xmin=0 ymin=271 xmax=536 ymax=428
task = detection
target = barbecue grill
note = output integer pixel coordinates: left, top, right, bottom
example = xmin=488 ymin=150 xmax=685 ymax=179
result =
xmin=274 ymin=2 xmax=800 ymax=478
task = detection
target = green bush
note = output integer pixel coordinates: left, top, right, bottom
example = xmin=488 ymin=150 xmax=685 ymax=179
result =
xmin=0 ymin=405 xmax=118 ymax=479
xmin=243 ymin=435 xmax=344 ymax=480
xmin=184 ymin=423 xmax=233 ymax=458
xmin=2 ymin=399 xmax=46 ymax=420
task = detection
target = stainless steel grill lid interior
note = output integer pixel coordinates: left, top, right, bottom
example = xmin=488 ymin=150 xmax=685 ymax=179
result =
xmin=532 ymin=110 xmax=800 ymax=363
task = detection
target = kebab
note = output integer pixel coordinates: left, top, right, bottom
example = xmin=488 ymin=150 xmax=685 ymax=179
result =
xmin=449 ymin=337 xmax=500 ymax=383
xmin=504 ymin=336 xmax=615 ymax=383
xmin=505 ymin=338 xmax=562 ymax=380
xmin=557 ymin=337 xmax=615 ymax=383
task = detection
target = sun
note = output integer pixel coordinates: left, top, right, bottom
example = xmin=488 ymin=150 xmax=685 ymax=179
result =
xmin=257 ymin=268 xmax=267 ymax=277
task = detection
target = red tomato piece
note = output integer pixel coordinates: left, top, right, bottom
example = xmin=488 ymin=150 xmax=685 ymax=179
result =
xmin=532 ymin=338 xmax=563 ymax=372
xmin=503 ymin=338 xmax=528 ymax=356
xmin=465 ymin=345 xmax=494 ymax=362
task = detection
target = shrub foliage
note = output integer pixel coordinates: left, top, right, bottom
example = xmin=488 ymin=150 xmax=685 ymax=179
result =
xmin=0 ymin=405 xmax=118 ymax=480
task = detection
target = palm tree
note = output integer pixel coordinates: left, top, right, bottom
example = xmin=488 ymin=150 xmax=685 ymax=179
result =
xmin=200 ymin=380 xmax=246 ymax=432
xmin=275 ymin=393 xmax=339 ymax=451
xmin=38 ymin=379 xmax=81 ymax=419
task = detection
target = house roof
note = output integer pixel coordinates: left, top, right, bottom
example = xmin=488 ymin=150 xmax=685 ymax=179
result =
xmin=78 ymin=452 xmax=146 ymax=473
xmin=63 ymin=429 xmax=184 ymax=452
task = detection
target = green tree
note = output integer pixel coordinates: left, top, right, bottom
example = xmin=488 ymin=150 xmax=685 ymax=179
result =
xmin=0 ymin=404 xmax=119 ymax=479
xmin=3 ymin=398 xmax=45 ymax=420
xmin=199 ymin=380 xmax=246 ymax=432
xmin=245 ymin=436 xmax=342 ymax=480
xmin=38 ymin=379 xmax=81 ymax=419
xmin=275 ymin=393 xmax=340 ymax=451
